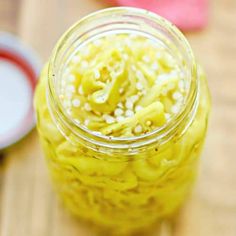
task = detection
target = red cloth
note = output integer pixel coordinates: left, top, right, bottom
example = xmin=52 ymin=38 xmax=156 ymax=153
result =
xmin=108 ymin=0 xmax=208 ymax=31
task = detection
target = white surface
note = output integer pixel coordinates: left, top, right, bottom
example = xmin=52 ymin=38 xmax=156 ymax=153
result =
xmin=0 ymin=59 xmax=32 ymax=136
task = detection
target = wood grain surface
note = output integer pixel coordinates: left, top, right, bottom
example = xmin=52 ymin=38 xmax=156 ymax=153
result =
xmin=0 ymin=0 xmax=236 ymax=235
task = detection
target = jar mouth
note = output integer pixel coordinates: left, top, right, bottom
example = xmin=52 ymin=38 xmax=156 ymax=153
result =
xmin=48 ymin=7 xmax=198 ymax=152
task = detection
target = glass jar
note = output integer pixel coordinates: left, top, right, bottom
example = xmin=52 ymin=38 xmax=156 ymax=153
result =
xmin=34 ymin=7 xmax=211 ymax=236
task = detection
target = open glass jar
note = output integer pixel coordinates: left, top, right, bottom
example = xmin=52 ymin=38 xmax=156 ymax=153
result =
xmin=34 ymin=7 xmax=211 ymax=236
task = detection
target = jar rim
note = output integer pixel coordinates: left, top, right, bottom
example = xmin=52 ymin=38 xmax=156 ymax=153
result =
xmin=47 ymin=7 xmax=198 ymax=152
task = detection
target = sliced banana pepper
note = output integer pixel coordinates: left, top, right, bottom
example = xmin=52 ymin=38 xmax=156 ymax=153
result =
xmin=101 ymin=101 xmax=166 ymax=136
xmin=34 ymin=33 xmax=210 ymax=234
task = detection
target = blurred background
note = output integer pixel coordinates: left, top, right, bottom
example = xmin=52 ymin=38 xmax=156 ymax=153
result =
xmin=0 ymin=0 xmax=236 ymax=235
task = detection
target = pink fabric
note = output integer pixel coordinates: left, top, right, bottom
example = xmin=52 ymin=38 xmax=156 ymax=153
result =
xmin=108 ymin=0 xmax=208 ymax=31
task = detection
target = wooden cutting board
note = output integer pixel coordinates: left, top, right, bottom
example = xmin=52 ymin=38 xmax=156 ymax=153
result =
xmin=0 ymin=0 xmax=236 ymax=235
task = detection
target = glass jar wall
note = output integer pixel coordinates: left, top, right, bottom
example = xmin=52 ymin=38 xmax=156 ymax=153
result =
xmin=34 ymin=7 xmax=211 ymax=235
